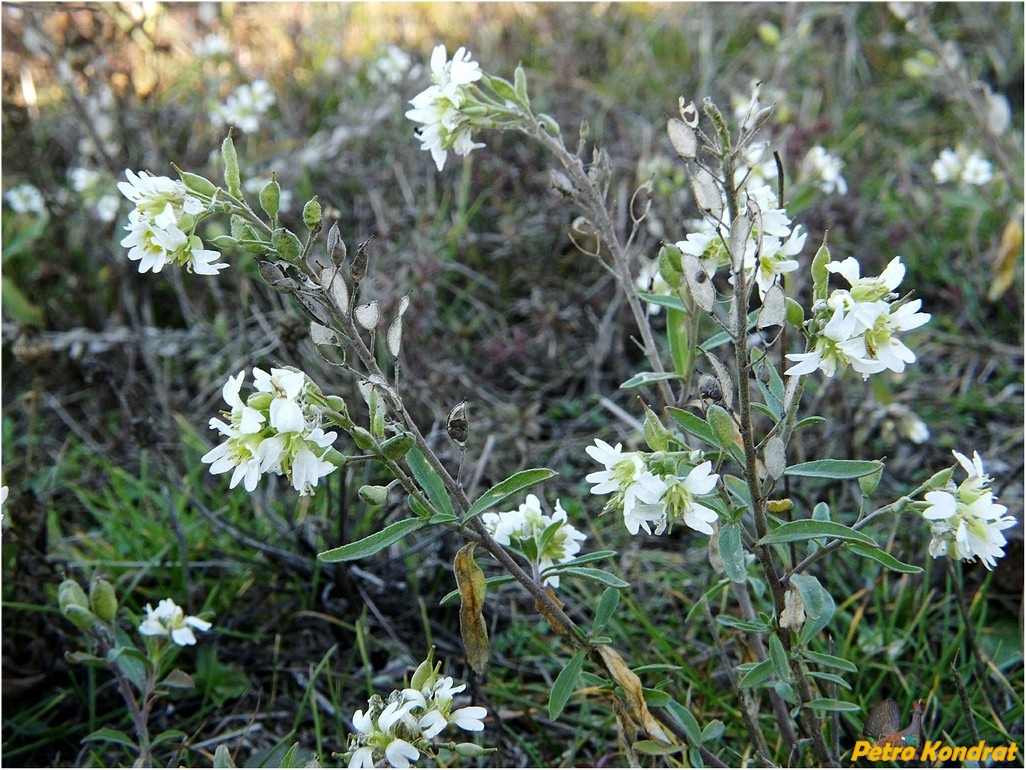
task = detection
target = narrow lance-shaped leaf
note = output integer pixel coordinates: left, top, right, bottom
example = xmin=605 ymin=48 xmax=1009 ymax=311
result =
xmin=845 ymin=542 xmax=923 ymax=574
xmin=548 ymin=650 xmax=586 ymax=721
xmin=463 ymin=468 xmax=557 ymax=523
xmin=757 ymin=520 xmax=877 ymax=547
xmin=718 ymin=522 xmax=747 ymax=584
xmin=318 ymin=518 xmax=426 ymax=562
xmin=454 ymin=544 xmax=490 ymax=675
xmin=785 ymin=459 xmax=883 ymax=480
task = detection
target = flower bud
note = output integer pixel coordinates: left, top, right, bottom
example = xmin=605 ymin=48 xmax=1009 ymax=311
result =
xmin=259 ymin=178 xmax=281 ymax=220
xmin=358 ymin=484 xmax=389 ymax=506
xmin=247 ymin=392 xmax=273 ymax=411
xmin=302 ymin=196 xmax=322 ymax=230
xmin=89 ymin=578 xmax=119 ymax=623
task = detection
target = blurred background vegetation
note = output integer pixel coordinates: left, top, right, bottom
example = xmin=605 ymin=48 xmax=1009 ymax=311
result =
xmin=1 ymin=2 xmax=1022 ymax=767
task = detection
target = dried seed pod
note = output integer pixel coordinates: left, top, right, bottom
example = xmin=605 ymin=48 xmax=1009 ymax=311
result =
xmin=446 ymin=400 xmax=469 ymax=446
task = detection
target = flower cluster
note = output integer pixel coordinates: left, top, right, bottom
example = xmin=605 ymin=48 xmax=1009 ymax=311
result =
xmin=931 ymin=146 xmax=993 ymax=187
xmin=346 ymin=659 xmax=487 ymax=769
xmin=785 ymin=256 xmax=930 ymax=379
xmin=922 ymin=451 xmax=1015 ymax=570
xmin=800 ymin=146 xmax=848 ymax=195
xmin=201 ymin=367 xmax=340 ymax=496
xmin=118 ymin=169 xmax=226 ymax=275
xmin=677 ymin=180 xmax=806 ymax=299
xmin=481 ymin=494 xmax=586 ymax=587
xmin=4 ymin=183 xmax=46 ymax=216
xmin=138 ymin=598 xmax=211 ymax=646
xmin=370 ymin=44 xmax=418 ymax=86
xmin=405 ymin=44 xmax=485 ymax=171
xmin=211 ymin=79 xmax=276 ymax=133
xmin=586 ymin=440 xmax=720 ymax=536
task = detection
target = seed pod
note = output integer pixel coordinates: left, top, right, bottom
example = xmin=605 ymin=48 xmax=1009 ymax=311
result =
xmin=358 ymin=484 xmax=389 ymax=506
xmin=89 ymin=578 xmax=119 ymax=623
xmin=326 ymin=222 xmax=347 ymax=266
xmin=271 ymin=228 xmax=303 ymax=263
xmin=63 ymin=604 xmax=100 ymax=632
xmin=259 ymin=178 xmax=281 ymax=220
xmin=380 ymin=433 xmax=415 ymax=461
xmin=58 ymin=579 xmax=89 ymax=614
xmin=698 ymin=373 xmax=723 ymax=403
xmin=178 ymin=170 xmax=218 ymax=198
xmin=221 ymin=135 xmax=241 ymax=197
xmin=302 ymin=196 xmax=322 ymax=230
xmin=446 ymin=401 xmax=469 ymax=446
xmin=351 ymin=427 xmax=376 ymax=451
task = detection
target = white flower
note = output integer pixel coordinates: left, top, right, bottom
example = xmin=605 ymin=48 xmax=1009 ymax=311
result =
xmin=406 ymin=45 xmax=485 ymax=171
xmin=138 ymin=598 xmax=211 ymax=646
xmin=385 ymin=738 xmax=419 ymax=768
xmin=923 ymin=451 xmax=1015 ymax=570
xmin=800 ymin=146 xmax=848 ymax=195
xmin=202 ymin=368 xmax=339 ymax=496
xmin=119 ymin=169 xmax=226 ymax=275
xmin=211 ymin=80 xmax=276 ymax=133
xmin=931 ymin=148 xmax=962 ymax=184
xmin=660 ymin=462 xmax=721 ymax=534
xmin=347 ymin=746 xmax=375 ymax=769
xmin=483 ymin=495 xmax=586 ymax=587
xmin=192 ymin=34 xmax=229 ymax=58
xmin=449 ymin=706 xmax=487 ymax=731
xmin=4 ymin=183 xmax=46 ymax=215
xmin=370 ymin=45 xmax=415 ymax=86
xmin=960 ymin=153 xmax=993 ymax=186
xmin=585 ymin=439 xmax=668 ymax=534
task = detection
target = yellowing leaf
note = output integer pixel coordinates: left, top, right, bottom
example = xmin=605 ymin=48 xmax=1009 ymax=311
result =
xmin=596 ymin=645 xmax=671 ymax=744
xmin=454 ymin=543 xmax=490 ymax=675
xmin=988 ymin=213 xmax=1023 ymax=302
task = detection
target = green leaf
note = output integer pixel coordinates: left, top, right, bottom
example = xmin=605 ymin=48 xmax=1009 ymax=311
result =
xmin=785 ymin=459 xmax=883 ymax=480
xmin=667 ymin=307 xmax=693 ymax=380
xmin=699 ymin=311 xmax=759 ymax=351
xmin=463 ymin=468 xmax=556 ymax=522
xmin=706 ymin=405 xmax=737 ymax=452
xmin=634 ymin=739 xmax=685 ymax=756
xmin=801 ymin=650 xmax=857 ymax=673
xmin=214 ymin=744 xmax=237 ymax=768
xmin=107 ymin=645 xmax=149 ymax=694
xmin=1 ymin=276 xmax=44 ymax=325
xmin=318 ymin=518 xmax=426 ymax=562
xmin=592 ymin=588 xmax=621 ymax=635
xmin=553 ymin=567 xmax=630 ymax=588
xmin=150 ymin=729 xmax=187 ymax=749
xmin=793 ymin=415 xmax=826 ymax=431
xmin=723 ymin=475 xmax=753 ymax=513
xmin=406 ymin=448 xmax=454 ymax=518
xmin=620 ymin=371 xmax=682 ymax=389
xmin=716 ymin=615 xmax=771 ymax=634
xmin=757 ymin=520 xmax=877 ymax=547
xmin=555 ymin=550 xmax=618 ymax=568
xmin=768 ymin=634 xmax=792 ymax=682
xmin=804 ymin=698 xmax=860 ymax=713
xmin=664 ymin=699 xmax=702 ymax=745
xmin=806 ymin=671 xmax=852 ymax=690
xmin=845 ymin=542 xmax=923 ymax=574
xmin=738 ymin=659 xmax=775 ymax=689
xmin=549 ymin=650 xmax=587 ymax=721
xmin=791 ymin=573 xmax=836 ymax=645
xmin=642 ymin=687 xmax=671 ymax=707
xmin=700 ymin=719 xmax=725 ymax=742
xmin=637 ymin=291 xmax=687 ymax=312
xmin=408 ymin=494 xmax=434 ymax=520
xmin=668 ymin=407 xmax=718 ymax=447
xmin=718 ymin=522 xmax=747 ymax=584
xmin=83 ymin=727 xmax=137 ymax=749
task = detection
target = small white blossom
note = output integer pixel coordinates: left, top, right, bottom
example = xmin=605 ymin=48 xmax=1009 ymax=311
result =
xmin=138 ymin=598 xmax=211 ymax=646
xmin=482 ymin=494 xmax=586 ymax=587
xmin=585 ymin=439 xmax=668 ymax=535
xmin=932 ymin=145 xmax=993 ymax=188
xmin=923 ymin=451 xmax=1015 ymax=570
xmin=202 ymin=368 xmax=340 ymax=496
xmin=370 ymin=45 xmax=416 ymax=85
xmin=406 ymin=45 xmax=485 ymax=171
xmin=211 ymin=80 xmax=276 ymax=133
xmin=4 ymin=183 xmax=46 ymax=215
xmin=800 ymin=146 xmax=848 ymax=195
xmin=192 ymin=34 xmax=229 ymax=58
xmin=345 ymin=658 xmax=488 ymax=768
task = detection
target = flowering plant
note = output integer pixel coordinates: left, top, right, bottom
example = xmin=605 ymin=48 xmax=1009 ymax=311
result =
xmin=106 ymin=39 xmax=1013 ymax=770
